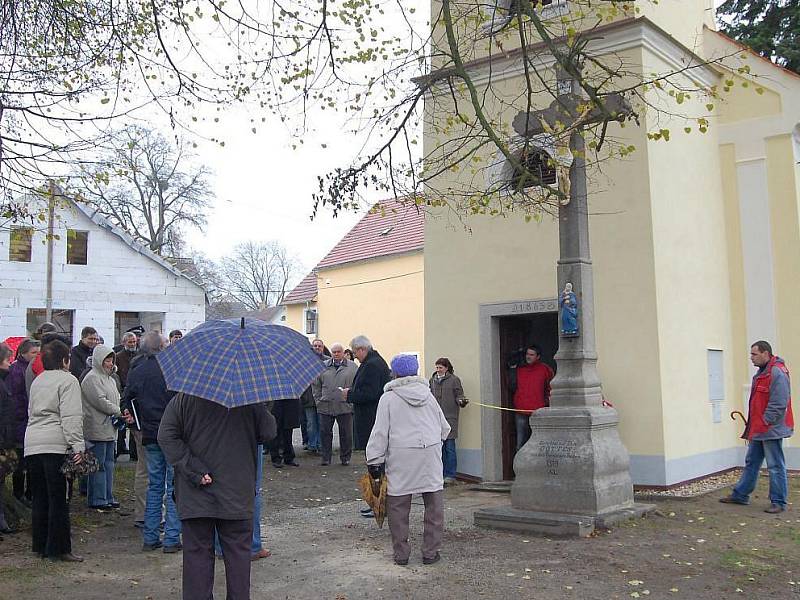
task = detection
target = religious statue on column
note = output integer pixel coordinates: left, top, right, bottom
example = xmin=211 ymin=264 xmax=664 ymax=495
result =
xmin=560 ymin=282 xmax=579 ymax=336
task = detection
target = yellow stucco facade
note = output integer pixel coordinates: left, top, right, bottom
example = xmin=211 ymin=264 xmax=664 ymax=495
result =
xmin=423 ymin=9 xmax=799 ymax=485
xmin=315 ymin=253 xmax=425 ymax=365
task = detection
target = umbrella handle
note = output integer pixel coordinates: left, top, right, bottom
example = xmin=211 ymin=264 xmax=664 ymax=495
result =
xmin=240 ymin=317 xmax=245 ymax=329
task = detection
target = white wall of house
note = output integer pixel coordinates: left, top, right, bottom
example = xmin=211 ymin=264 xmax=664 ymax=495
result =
xmin=0 ymin=203 xmax=206 ymax=344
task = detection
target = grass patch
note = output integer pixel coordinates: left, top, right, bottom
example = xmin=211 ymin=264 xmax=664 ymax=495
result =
xmin=718 ymin=548 xmax=782 ymax=578
xmin=775 ymin=526 xmax=800 ymax=544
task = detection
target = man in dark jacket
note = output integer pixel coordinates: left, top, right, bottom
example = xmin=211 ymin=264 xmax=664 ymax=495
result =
xmin=114 ymin=332 xmax=139 ymax=458
xmin=267 ymin=398 xmax=302 ymax=468
xmin=158 ymin=393 xmax=276 ymax=600
xmin=69 ymin=326 xmax=100 ymax=380
xmin=345 ymin=335 xmax=391 ymax=450
xmin=121 ymin=332 xmax=180 ymax=550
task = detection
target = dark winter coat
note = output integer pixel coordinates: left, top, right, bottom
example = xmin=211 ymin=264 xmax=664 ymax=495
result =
xmin=0 ymin=370 xmax=16 ymax=449
xmin=6 ymin=357 xmax=30 ymax=445
xmin=158 ymin=393 xmax=276 ymax=520
xmin=349 ymin=349 xmax=391 ymax=449
xmin=301 ymin=352 xmax=328 ymax=410
xmin=120 ymin=353 xmax=175 ymax=446
xmin=115 ymin=348 xmax=138 ymax=388
xmin=268 ymin=397 xmax=301 ymax=430
xmin=429 ymin=372 xmax=466 ymax=440
xmin=69 ymin=341 xmax=93 ymax=380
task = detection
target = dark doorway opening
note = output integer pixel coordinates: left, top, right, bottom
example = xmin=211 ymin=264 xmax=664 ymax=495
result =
xmin=498 ymin=312 xmax=558 ymax=480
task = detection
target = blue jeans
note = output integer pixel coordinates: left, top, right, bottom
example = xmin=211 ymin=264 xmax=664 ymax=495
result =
xmin=305 ymin=407 xmax=321 ymax=451
xmin=216 ymin=445 xmax=264 ymax=555
xmin=732 ymin=439 xmax=788 ymax=506
xmin=515 ymin=413 xmax=532 ymax=451
xmin=442 ymin=439 xmax=457 ymax=479
xmin=143 ymin=444 xmax=181 ymax=547
xmin=87 ymin=440 xmax=116 ymax=507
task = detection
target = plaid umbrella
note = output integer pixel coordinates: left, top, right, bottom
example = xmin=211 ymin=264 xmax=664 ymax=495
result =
xmin=156 ymin=318 xmax=324 ymax=408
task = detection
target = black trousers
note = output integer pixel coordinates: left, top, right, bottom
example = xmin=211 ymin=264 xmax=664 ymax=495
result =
xmin=269 ymin=428 xmax=296 ymax=465
xmin=182 ymin=517 xmax=252 ymax=600
xmin=27 ymin=453 xmax=72 ymax=557
xmin=319 ymin=412 xmax=353 ymax=464
xmin=12 ymin=447 xmax=30 ymax=500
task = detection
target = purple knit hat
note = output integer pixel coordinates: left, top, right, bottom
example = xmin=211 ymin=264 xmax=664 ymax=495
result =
xmin=391 ymin=354 xmax=419 ymax=378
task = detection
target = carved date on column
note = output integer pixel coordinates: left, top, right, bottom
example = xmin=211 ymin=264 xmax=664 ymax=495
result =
xmin=546 ymin=458 xmax=559 ymax=475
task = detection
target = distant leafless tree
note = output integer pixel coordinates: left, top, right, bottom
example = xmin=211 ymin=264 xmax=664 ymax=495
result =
xmin=218 ymin=241 xmax=300 ymax=310
xmin=74 ymin=126 xmax=211 ymax=256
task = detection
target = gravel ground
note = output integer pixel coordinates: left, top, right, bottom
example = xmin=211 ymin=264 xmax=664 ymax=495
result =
xmin=1 ymin=447 xmax=798 ymax=599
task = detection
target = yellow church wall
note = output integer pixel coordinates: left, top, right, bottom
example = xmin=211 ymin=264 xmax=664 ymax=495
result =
xmin=718 ymin=144 xmax=749 ymax=415
xmin=640 ymin=54 xmax=742 ymax=470
xmin=716 ymin=76 xmax=782 ymax=125
xmin=766 ymin=134 xmax=800 ymax=447
xmin=315 ymin=253 xmax=425 ymax=367
xmin=424 ymin=45 xmax=671 ymax=481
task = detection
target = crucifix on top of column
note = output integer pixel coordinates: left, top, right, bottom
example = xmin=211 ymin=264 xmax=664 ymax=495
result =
xmin=511 ymin=60 xmax=632 ymax=407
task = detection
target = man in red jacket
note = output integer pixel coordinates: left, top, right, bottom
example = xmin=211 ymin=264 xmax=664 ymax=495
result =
xmin=720 ymin=341 xmax=793 ymax=513
xmin=512 ymin=345 xmax=554 ymax=451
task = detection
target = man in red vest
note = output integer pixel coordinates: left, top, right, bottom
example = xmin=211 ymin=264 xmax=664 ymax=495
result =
xmin=511 ymin=345 xmax=554 ymax=452
xmin=721 ymin=340 xmax=794 ymax=513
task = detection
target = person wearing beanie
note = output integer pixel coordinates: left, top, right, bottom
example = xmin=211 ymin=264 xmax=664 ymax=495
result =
xmin=366 ymin=354 xmax=451 ymax=566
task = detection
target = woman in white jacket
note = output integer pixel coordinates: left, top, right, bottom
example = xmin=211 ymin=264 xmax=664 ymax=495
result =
xmin=25 ymin=340 xmax=85 ymax=562
xmin=81 ymin=344 xmax=121 ymax=510
xmin=366 ymin=354 xmax=450 ymax=566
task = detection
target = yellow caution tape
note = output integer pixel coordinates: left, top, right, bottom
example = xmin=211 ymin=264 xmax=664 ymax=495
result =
xmin=466 ymin=401 xmax=531 ymax=413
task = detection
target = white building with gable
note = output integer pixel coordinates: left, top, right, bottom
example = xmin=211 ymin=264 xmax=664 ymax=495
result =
xmin=0 ymin=192 xmax=206 ymax=344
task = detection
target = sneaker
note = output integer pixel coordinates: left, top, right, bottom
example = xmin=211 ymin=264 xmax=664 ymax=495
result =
xmin=764 ymin=504 xmax=787 ymax=514
xmin=108 ymin=501 xmax=121 ymax=509
xmin=444 ymin=477 xmax=456 ymax=485
xmin=719 ymin=495 xmax=749 ymax=506
xmin=360 ymin=507 xmax=373 ymax=514
xmin=423 ymin=552 xmax=441 ymax=565
xmin=163 ymin=543 xmax=183 ymax=554
xmin=361 ymin=509 xmax=374 ymax=518
xmin=341 ymin=461 xmax=350 ymax=466
xmin=89 ymin=505 xmax=113 ymax=513
xmin=142 ymin=541 xmax=163 ymax=552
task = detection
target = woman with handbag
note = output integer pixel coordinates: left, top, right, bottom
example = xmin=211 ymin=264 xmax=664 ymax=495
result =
xmin=25 ymin=339 xmax=85 ymax=562
xmin=366 ymin=354 xmax=451 ymax=566
xmin=429 ymin=358 xmax=468 ymax=484
xmin=0 ymin=342 xmax=19 ymax=536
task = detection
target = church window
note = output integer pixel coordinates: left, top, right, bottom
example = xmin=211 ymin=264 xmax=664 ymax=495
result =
xmin=510 ymin=148 xmax=557 ymax=191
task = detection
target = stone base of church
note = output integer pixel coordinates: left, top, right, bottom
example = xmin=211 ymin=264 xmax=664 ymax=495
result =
xmin=473 ymin=503 xmax=655 ymax=537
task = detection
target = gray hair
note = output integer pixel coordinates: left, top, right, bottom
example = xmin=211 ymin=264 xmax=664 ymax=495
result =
xmin=139 ymin=331 xmax=164 ymax=355
xmin=330 ymin=342 xmax=344 ymax=352
xmin=122 ymin=332 xmax=137 ymax=343
xmin=349 ymin=335 xmax=372 ymax=352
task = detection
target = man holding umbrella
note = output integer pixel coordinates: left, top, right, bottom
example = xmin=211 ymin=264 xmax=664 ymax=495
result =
xmin=157 ymin=318 xmax=325 ymax=600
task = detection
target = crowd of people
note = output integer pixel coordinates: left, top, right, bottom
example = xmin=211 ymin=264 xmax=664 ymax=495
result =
xmin=0 ymin=321 xmax=474 ymax=597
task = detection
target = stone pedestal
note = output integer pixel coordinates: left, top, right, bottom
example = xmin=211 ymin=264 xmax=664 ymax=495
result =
xmin=474 ymin=406 xmax=654 ymax=536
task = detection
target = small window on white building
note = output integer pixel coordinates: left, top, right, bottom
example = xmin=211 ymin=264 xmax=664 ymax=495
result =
xmin=66 ymin=230 xmax=88 ymax=265
xmin=304 ymin=309 xmax=318 ymax=335
xmin=9 ymin=227 xmax=33 ymax=262
xmin=707 ymin=349 xmax=724 ymax=423
xmin=26 ymin=308 xmax=75 ymax=342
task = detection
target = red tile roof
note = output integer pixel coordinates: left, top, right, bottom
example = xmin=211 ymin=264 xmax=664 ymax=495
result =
xmin=282 ymin=272 xmax=318 ymax=305
xmin=316 ymin=198 xmax=424 ymax=269
xmin=282 ymin=198 xmax=424 ymax=305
